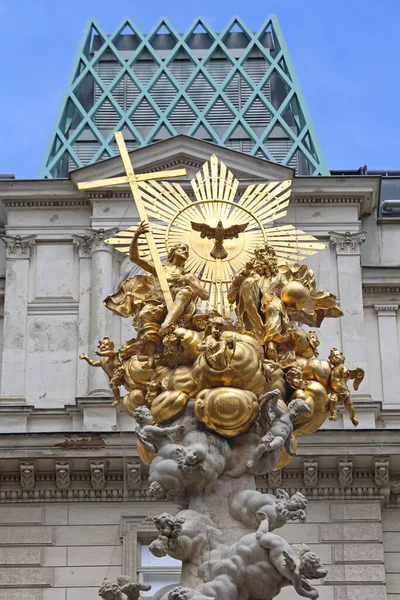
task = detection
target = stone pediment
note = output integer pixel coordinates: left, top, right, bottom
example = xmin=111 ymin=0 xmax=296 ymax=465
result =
xmin=69 ymin=135 xmax=294 ymax=188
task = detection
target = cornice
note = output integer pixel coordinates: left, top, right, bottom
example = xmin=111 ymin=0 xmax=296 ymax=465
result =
xmin=363 ymin=285 xmax=400 ymax=295
xmin=0 ymin=459 xmax=392 ymax=504
xmin=3 ymin=198 xmax=90 ymax=209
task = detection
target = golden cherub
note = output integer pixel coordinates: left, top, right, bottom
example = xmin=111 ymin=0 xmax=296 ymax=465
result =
xmin=80 ymin=337 xmax=124 ymax=407
xmin=328 ymin=348 xmax=364 ymax=426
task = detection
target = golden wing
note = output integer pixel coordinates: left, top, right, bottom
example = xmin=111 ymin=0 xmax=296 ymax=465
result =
xmin=191 ymin=222 xmax=216 ymax=239
xmin=223 ymin=222 xmax=250 ymax=239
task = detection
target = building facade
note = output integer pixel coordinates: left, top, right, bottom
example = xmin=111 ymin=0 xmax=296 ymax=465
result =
xmin=0 ymin=16 xmax=399 ymax=600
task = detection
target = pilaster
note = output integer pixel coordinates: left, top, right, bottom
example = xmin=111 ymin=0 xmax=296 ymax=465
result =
xmin=330 ymin=231 xmax=369 ymax=392
xmin=74 ymin=228 xmax=117 ymax=395
xmin=374 ymin=304 xmax=400 ymax=404
xmin=0 ymin=235 xmax=36 ymax=400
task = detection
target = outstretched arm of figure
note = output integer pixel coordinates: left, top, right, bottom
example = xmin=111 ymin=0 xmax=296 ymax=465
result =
xmin=95 ymin=350 xmax=118 ymax=358
xmin=129 ymin=221 xmax=157 ymax=276
xmin=144 ymin=424 xmax=183 ymax=439
xmin=79 ymin=354 xmax=101 ymax=367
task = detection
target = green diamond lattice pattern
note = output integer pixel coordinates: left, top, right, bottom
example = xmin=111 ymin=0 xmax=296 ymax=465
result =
xmin=37 ymin=16 xmax=329 ymax=178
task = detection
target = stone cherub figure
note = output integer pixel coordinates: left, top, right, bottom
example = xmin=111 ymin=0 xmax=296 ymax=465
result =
xmin=247 ymin=389 xmax=311 ymax=473
xmin=98 ymin=577 xmax=150 ymax=600
xmin=163 ymin=516 xmax=326 ymax=600
xmin=196 ymin=316 xmax=236 ymax=371
xmin=79 ymin=337 xmax=124 ymax=406
xmin=134 ymin=406 xmax=183 ymax=454
xmin=104 ymin=221 xmax=209 ymax=368
xmin=328 ymin=347 xmax=364 ymax=426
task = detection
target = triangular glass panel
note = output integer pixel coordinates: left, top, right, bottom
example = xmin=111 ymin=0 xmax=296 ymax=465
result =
xmin=191 ymin=124 xmax=214 ymax=140
xmin=73 ymin=59 xmax=87 ymax=82
xmin=112 ymin=23 xmax=141 ymax=52
xmin=74 ymin=71 xmax=97 ymax=112
xmin=278 ymin=56 xmax=291 ymax=79
xmin=269 ymin=69 xmax=290 ymax=110
xmin=221 ymin=21 xmax=251 ymax=49
xmin=282 ymin=94 xmax=305 ymax=132
xmin=302 ymin=132 xmax=318 ymax=161
xmin=168 ymin=98 xmax=197 ymax=133
xmin=259 ymin=22 xmax=279 ymax=54
xmin=46 ymin=134 xmax=64 ymax=167
xmin=84 ymin=24 xmax=106 ymax=59
xmin=149 ymin=23 xmax=178 ymax=52
xmin=130 ymin=98 xmax=159 ymax=131
xmin=187 ymin=73 xmax=215 ymax=111
xmin=245 ymin=96 xmax=272 ymax=130
xmin=154 ymin=124 xmax=172 ymax=139
xmin=50 ymin=151 xmax=73 ymax=178
xmin=206 ymin=96 xmax=235 ymax=135
xmin=242 ymin=57 xmax=269 ymax=85
xmin=297 ymin=149 xmax=314 ymax=175
xmin=187 ymin=23 xmax=214 ymax=49
xmin=227 ymin=123 xmax=248 ymax=139
xmin=60 ymin=98 xmax=85 ymax=134
xmin=150 ymin=74 xmax=177 ymax=112
xmin=93 ymin=98 xmax=123 ymax=129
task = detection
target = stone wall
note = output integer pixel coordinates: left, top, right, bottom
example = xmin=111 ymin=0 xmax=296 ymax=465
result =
xmin=383 ymin=507 xmax=400 ymax=600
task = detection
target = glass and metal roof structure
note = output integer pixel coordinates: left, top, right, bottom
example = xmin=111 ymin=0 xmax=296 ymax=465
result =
xmin=38 ymin=16 xmax=329 ymax=178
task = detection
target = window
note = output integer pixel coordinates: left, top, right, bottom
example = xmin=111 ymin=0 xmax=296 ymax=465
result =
xmin=137 ymin=542 xmax=182 ymax=598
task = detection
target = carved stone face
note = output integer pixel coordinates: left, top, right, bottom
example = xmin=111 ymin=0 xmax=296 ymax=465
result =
xmin=300 ymin=552 xmax=328 ymax=579
xmin=134 ymin=406 xmax=154 ymax=425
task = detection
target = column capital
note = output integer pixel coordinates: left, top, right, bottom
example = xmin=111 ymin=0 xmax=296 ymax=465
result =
xmin=374 ymin=304 xmax=399 ymax=317
xmin=72 ymin=228 xmax=118 ymax=257
xmin=1 ymin=234 xmax=36 ymax=259
xmin=329 ymin=230 xmax=366 ymax=255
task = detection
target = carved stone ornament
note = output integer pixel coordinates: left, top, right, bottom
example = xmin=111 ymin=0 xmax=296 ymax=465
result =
xmin=303 ymin=459 xmax=319 ymax=487
xmin=374 ymin=459 xmax=389 ymax=487
xmin=126 ymin=462 xmax=142 ymax=490
xmin=72 ymin=228 xmax=118 ymax=257
xmin=390 ymin=478 xmax=400 ymax=495
xmin=55 ymin=463 xmax=71 ymax=490
xmin=268 ymin=469 xmax=282 ymax=488
xmin=338 ymin=460 xmax=353 ymax=488
xmin=20 ymin=462 xmax=35 ymax=490
xmin=329 ymin=230 xmax=366 ymax=255
xmin=90 ymin=461 xmax=106 ymax=489
xmin=1 ymin=234 xmax=36 ymax=259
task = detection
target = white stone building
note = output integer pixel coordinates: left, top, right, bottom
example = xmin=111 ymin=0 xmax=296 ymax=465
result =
xmin=0 ymin=137 xmax=399 ymax=599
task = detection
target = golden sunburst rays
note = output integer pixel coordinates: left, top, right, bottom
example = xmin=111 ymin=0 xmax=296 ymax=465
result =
xmin=105 ymin=154 xmax=326 ymax=315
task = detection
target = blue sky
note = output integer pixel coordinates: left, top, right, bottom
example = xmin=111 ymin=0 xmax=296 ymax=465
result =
xmin=0 ymin=0 xmax=399 ymax=178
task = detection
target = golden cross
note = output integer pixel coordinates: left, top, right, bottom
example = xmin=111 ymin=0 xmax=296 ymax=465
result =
xmin=77 ymin=131 xmax=187 ymax=308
